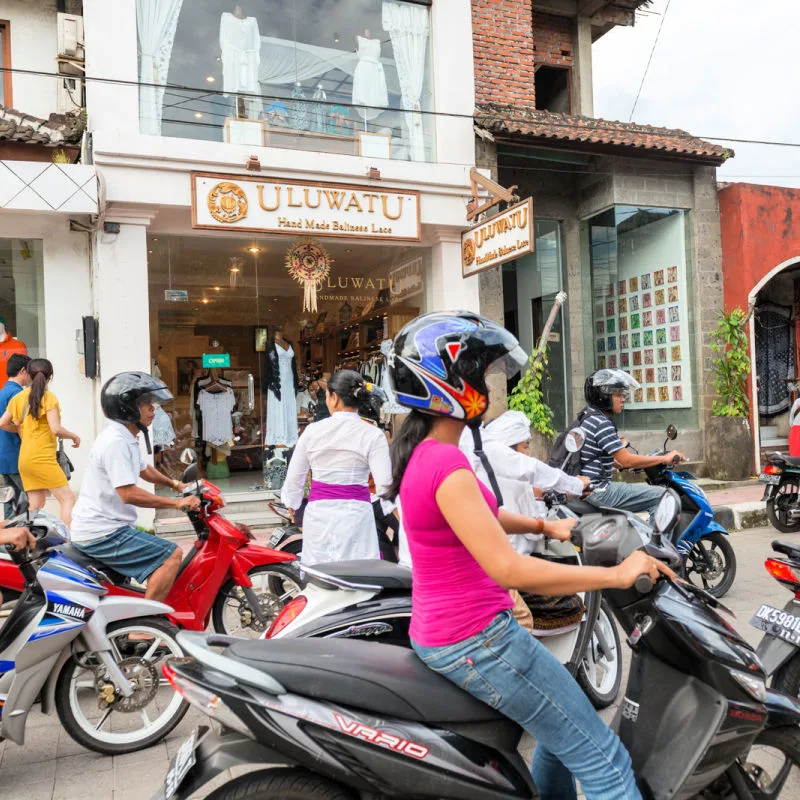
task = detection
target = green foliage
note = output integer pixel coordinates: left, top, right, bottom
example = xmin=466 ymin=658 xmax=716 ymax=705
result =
xmin=508 ymin=348 xmax=556 ymax=439
xmin=709 ymin=307 xmax=751 ymax=418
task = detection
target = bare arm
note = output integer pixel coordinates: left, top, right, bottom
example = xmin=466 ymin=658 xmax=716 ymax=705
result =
xmin=140 ymin=464 xmax=181 ymax=491
xmin=437 ymin=469 xmax=670 ymax=595
xmin=613 ymin=447 xmax=684 ymax=470
xmin=497 ymin=508 xmax=574 ymax=541
xmin=46 ymin=407 xmax=80 ymax=447
xmin=116 ymin=484 xmax=198 ymax=511
xmin=0 ymin=409 xmax=17 ymax=434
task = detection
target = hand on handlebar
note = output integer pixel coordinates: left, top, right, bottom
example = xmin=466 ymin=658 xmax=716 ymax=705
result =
xmin=175 ymin=495 xmax=202 ymax=514
xmin=542 ymin=518 xmax=577 ymax=541
xmin=662 ymin=450 xmax=685 ymax=465
xmin=1 ymin=526 xmax=36 ymax=551
xmin=613 ymin=550 xmax=676 ymax=591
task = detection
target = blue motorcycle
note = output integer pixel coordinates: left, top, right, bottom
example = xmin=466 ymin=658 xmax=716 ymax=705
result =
xmin=641 ymin=425 xmax=736 ymax=597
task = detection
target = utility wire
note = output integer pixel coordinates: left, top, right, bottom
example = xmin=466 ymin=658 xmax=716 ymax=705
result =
xmin=629 ymin=0 xmax=672 ymax=121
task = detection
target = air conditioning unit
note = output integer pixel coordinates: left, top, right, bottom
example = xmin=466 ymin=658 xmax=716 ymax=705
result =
xmin=57 ymin=76 xmax=83 ymax=114
xmin=57 ymin=13 xmax=85 ymax=60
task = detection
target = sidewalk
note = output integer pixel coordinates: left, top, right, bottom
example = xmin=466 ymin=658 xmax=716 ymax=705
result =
xmin=705 ymin=481 xmax=769 ymax=531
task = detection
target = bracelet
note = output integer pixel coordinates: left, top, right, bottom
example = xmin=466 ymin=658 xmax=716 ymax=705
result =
xmin=532 ymin=518 xmax=545 ymax=534
xmin=171 ymin=479 xmax=180 ymax=491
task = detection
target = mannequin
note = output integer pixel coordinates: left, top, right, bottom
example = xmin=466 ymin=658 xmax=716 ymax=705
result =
xmin=290 ymin=81 xmax=309 ymax=131
xmin=310 ymin=82 xmax=328 ymax=133
xmin=220 ymin=4 xmax=262 ymax=120
xmin=0 ymin=317 xmax=28 ymax=387
xmin=263 ymin=326 xmax=299 ymax=448
xmin=352 ymin=28 xmax=387 ymax=121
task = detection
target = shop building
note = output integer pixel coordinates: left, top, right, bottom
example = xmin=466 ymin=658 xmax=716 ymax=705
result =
xmin=719 ymin=183 xmax=800 ymax=470
xmin=470 ymin=1 xmax=732 ymax=466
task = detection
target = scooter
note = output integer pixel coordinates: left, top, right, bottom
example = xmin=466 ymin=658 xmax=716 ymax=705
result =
xmin=760 ymin=452 xmax=800 ymax=534
xmin=154 ymin=490 xmax=800 ymax=800
xmin=0 ymin=491 xmax=187 ymax=755
xmin=0 ymin=458 xmax=301 ymax=639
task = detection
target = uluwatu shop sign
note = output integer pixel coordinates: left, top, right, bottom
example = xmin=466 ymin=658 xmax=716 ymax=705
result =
xmin=461 ymin=198 xmax=534 ymax=277
xmin=192 ymin=173 xmax=421 ymax=242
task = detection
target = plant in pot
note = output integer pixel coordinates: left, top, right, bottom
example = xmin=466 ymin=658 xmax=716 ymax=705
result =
xmin=508 ymin=346 xmax=556 ymax=462
xmin=706 ymin=307 xmax=753 ymax=481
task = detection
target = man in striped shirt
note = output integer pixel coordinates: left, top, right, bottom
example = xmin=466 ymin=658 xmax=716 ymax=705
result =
xmin=580 ymin=370 xmax=684 ymax=522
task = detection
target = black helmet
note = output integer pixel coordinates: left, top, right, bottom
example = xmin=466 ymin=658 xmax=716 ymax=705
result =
xmin=101 ymin=372 xmax=173 ymax=425
xmin=388 ymin=311 xmax=527 ymax=422
xmin=584 ymin=369 xmax=641 ymax=412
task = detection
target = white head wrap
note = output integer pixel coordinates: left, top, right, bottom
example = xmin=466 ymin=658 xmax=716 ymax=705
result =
xmin=484 ymin=411 xmax=532 ymax=448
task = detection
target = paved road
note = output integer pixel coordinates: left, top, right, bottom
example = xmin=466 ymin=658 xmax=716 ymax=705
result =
xmin=1 ymin=526 xmax=798 ymax=799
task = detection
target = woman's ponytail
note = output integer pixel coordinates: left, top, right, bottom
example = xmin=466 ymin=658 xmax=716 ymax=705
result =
xmin=384 ymin=410 xmax=433 ymax=501
xmin=26 ymin=358 xmax=54 ymax=419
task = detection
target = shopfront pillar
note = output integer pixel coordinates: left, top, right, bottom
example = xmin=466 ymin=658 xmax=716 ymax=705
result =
xmin=427 ymin=228 xmax=480 ymax=312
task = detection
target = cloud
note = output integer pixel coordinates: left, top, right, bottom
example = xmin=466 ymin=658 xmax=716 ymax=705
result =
xmin=593 ymin=0 xmax=800 ymax=187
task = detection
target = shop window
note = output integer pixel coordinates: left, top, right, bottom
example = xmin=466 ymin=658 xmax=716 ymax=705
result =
xmin=534 ymin=65 xmax=571 ymax=113
xmin=0 ymin=21 xmax=12 ymax=107
xmin=0 ymin=239 xmax=45 ymax=381
xmin=136 ymin=0 xmax=435 ymax=162
xmin=503 ymin=220 xmax=569 ymax=429
xmin=582 ymin=206 xmax=697 ymax=431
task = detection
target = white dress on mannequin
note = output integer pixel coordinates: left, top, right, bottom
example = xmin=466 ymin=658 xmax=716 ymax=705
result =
xmin=352 ymin=35 xmax=387 ymax=120
xmin=265 ymin=343 xmax=299 ymax=447
xmin=220 ymin=11 xmax=262 ymax=119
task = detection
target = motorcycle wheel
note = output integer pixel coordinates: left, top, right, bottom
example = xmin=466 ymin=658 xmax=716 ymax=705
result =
xmin=771 ymin=652 xmax=800 ymax=698
xmin=206 ymin=768 xmax=353 ymax=799
xmin=767 ymin=478 xmax=800 ymax=533
xmin=212 ymin=564 xmax=301 ymax=639
xmin=576 ymin=600 xmax=622 ymax=709
xmin=683 ymin=531 xmax=736 ymax=598
xmin=56 ymin=616 xmax=188 ymax=755
xmin=726 ymin=727 xmax=800 ymax=797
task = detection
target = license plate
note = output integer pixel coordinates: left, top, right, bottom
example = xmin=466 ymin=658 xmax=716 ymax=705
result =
xmin=164 ymin=730 xmax=198 ymax=799
xmin=759 ymin=474 xmax=781 ymax=485
xmin=268 ymin=527 xmax=285 ymax=547
xmin=750 ymin=603 xmax=800 ymax=646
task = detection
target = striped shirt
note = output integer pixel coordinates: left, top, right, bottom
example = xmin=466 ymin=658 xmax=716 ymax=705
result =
xmin=579 ymin=406 xmax=624 ymax=488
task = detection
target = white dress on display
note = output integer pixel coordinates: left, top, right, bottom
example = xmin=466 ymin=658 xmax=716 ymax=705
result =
xmin=265 ymin=343 xmax=299 ymax=447
xmin=352 ymin=35 xmax=388 ymax=120
xmin=219 ymin=11 xmax=262 ymax=118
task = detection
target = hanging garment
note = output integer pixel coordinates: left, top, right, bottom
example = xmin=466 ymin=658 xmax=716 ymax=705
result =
xmin=219 ymin=12 xmax=262 ymax=118
xmin=281 ymin=412 xmax=392 ymax=565
xmin=290 ymin=83 xmax=309 ymax=131
xmin=756 ymin=304 xmax=793 ymax=416
xmin=197 ymin=388 xmax=236 ymax=446
xmin=151 ymin=405 xmax=176 ymax=448
xmin=310 ymin=84 xmax=328 ymax=133
xmin=266 ymin=343 xmax=299 ymax=447
xmin=352 ymin=35 xmax=388 ymax=120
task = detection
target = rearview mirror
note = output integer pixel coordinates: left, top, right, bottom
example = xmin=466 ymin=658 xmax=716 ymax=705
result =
xmin=565 ymin=427 xmax=586 ymax=453
xmin=666 ymin=425 xmax=678 ymax=441
xmin=182 ymin=463 xmax=199 ymax=484
xmin=654 ymin=489 xmax=680 ymax=534
xmin=180 ymin=448 xmax=197 ymax=465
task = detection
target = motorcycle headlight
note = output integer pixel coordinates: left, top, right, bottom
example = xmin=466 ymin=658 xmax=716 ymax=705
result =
xmin=729 ymin=669 xmax=766 ymax=703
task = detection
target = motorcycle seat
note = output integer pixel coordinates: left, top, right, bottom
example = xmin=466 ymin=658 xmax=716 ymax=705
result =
xmin=312 ymin=559 xmax=413 ymax=590
xmin=772 ymin=540 xmax=800 ymax=562
xmin=227 ymin=638 xmax=508 ymax=725
xmin=768 ymin=453 xmax=800 ymax=467
xmin=57 ymin=544 xmax=130 ymax=586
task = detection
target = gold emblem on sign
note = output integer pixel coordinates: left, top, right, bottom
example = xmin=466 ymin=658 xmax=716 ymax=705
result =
xmin=462 ymin=236 xmax=476 ymax=267
xmin=207 ymin=182 xmax=248 ymax=224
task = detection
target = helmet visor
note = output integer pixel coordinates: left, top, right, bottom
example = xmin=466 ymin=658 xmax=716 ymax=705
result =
xmin=140 ymin=387 xmax=174 ymax=407
xmin=486 ymin=344 xmax=529 ymax=379
xmin=593 ymin=369 xmax=641 ymax=402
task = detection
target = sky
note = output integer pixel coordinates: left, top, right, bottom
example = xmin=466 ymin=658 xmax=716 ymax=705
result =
xmin=592 ymin=0 xmax=800 ymax=187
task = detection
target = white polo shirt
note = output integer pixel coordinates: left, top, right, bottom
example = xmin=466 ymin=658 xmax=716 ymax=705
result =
xmin=70 ymin=422 xmax=146 ymax=543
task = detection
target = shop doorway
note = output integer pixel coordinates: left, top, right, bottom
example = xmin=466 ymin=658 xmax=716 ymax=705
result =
xmin=147 ymin=233 xmax=426 ymax=497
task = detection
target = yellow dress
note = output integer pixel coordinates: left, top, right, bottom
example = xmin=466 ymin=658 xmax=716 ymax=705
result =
xmin=7 ymin=389 xmax=67 ymax=491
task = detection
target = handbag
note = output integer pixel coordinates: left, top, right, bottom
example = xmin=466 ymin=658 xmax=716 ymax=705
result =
xmin=521 ymin=592 xmax=586 ymax=633
xmin=57 ymin=439 xmax=74 ymax=481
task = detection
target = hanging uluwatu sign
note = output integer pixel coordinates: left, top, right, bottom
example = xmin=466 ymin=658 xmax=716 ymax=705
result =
xmin=461 ymin=198 xmax=534 ymax=277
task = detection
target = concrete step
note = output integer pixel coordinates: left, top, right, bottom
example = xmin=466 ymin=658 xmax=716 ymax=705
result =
xmin=155 ymin=505 xmax=283 ymax=538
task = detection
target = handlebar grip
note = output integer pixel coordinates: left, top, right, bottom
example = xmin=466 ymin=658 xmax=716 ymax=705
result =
xmin=634 ymin=574 xmax=654 ymax=594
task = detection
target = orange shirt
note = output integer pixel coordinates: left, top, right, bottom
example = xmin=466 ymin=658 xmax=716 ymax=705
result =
xmin=0 ymin=333 xmax=27 ymax=386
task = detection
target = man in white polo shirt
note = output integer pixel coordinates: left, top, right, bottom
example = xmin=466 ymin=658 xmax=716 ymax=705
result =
xmin=71 ymin=372 xmax=200 ymax=601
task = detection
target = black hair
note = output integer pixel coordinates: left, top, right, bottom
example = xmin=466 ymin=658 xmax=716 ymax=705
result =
xmin=327 ymin=369 xmax=374 ymax=417
xmin=27 ymin=358 xmax=53 ymax=419
xmin=384 ymin=410 xmax=433 ymax=502
xmin=6 ymin=353 xmax=31 ymax=378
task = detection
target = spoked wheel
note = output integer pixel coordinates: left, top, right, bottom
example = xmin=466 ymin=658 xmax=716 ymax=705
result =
xmin=55 ymin=617 xmax=188 ymax=754
xmin=767 ymin=478 xmax=800 ymax=533
xmin=212 ymin=564 xmax=301 ymax=638
xmin=206 ymin=768 xmax=354 ymax=800
xmin=683 ymin=532 xmax=736 ymax=598
xmin=576 ymin=600 xmax=622 ymax=709
xmin=719 ymin=727 xmax=800 ymax=798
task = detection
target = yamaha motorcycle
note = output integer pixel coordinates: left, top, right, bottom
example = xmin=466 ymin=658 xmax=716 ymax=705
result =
xmin=155 ymin=490 xmax=800 ymax=800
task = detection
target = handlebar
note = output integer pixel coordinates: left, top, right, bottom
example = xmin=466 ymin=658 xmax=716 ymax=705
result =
xmin=634 ymin=574 xmax=654 ymax=594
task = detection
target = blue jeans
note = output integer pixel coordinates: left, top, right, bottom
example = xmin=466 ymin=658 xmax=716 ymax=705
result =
xmin=412 ymin=611 xmax=640 ymax=800
xmin=587 ymin=480 xmax=666 ymax=525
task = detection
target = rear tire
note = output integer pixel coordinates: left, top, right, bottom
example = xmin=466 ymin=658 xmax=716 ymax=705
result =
xmin=205 ymin=768 xmax=353 ymax=800
xmin=576 ymin=600 xmax=622 ymax=709
xmin=767 ymin=478 xmax=800 ymax=533
xmin=772 ymin=651 xmax=800 ymax=698
xmin=684 ymin=531 xmax=736 ymax=598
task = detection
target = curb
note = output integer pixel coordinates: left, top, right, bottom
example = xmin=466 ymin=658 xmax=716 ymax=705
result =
xmin=713 ymin=503 xmax=768 ymax=532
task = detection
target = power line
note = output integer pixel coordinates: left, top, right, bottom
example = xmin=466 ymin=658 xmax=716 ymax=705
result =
xmin=629 ymin=0 xmax=672 ymax=121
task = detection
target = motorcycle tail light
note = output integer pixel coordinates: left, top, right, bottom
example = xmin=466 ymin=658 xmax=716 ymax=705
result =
xmin=265 ymin=595 xmax=308 ymax=638
xmin=765 ymin=464 xmax=783 ymax=475
xmin=765 ymin=558 xmax=800 ymax=587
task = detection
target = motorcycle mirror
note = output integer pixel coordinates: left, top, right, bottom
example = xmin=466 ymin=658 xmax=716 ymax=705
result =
xmin=182 ymin=463 xmax=199 ymax=484
xmin=565 ymin=427 xmax=587 ymax=453
xmin=180 ymin=448 xmax=197 ymax=465
xmin=665 ymin=424 xmax=678 ymax=441
xmin=0 ymin=486 xmax=14 ymax=505
xmin=654 ymin=489 xmax=681 ymax=534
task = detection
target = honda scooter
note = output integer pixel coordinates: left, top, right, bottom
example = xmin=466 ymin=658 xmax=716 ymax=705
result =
xmin=0 ymin=457 xmax=301 ymax=638
xmin=154 ymin=490 xmax=800 ymax=800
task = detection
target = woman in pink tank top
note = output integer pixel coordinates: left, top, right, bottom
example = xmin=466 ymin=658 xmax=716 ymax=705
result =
xmin=385 ymin=312 xmax=671 ymax=800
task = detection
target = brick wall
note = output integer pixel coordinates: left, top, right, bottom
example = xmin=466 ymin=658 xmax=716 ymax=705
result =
xmin=533 ymin=12 xmax=574 ymax=67
xmin=471 ymin=0 xmax=536 ymax=107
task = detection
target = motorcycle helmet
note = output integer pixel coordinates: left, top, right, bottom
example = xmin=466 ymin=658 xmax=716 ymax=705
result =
xmin=584 ymin=369 xmax=641 ymax=412
xmin=388 ymin=311 xmax=527 ymax=421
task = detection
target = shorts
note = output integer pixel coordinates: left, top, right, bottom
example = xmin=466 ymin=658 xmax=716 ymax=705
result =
xmin=73 ymin=525 xmax=180 ymax=584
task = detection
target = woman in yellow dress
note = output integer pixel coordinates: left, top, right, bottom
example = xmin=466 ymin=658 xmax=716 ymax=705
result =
xmin=0 ymin=359 xmax=80 ymax=524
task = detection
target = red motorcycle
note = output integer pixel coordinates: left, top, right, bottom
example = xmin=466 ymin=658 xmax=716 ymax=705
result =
xmin=0 ymin=465 xmax=300 ymax=638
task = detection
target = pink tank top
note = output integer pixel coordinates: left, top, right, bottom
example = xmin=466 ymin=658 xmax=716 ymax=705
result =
xmin=400 ymin=439 xmax=513 ymax=647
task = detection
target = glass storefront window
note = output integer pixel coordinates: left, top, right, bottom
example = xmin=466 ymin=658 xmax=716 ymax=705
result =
xmin=147 ymin=233 xmax=426 ymax=488
xmin=503 ymin=220 xmax=569 ymax=429
xmin=582 ymin=206 xmax=697 ymax=431
xmin=0 ymin=238 xmax=45 ymax=378
xmin=137 ymin=0 xmax=436 ymax=162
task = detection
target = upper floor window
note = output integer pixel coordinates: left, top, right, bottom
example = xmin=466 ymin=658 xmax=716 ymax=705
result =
xmin=136 ymin=0 xmax=435 ymax=162
xmin=0 ymin=21 xmax=12 ymax=107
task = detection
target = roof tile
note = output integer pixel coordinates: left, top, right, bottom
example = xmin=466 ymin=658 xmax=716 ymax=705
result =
xmin=0 ymin=107 xmax=85 ymax=147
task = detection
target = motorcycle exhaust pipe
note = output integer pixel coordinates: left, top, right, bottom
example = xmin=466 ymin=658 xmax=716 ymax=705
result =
xmin=789 ymin=508 xmax=800 ymax=520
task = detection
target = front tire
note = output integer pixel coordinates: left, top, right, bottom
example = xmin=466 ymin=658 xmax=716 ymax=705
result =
xmin=684 ymin=531 xmax=736 ymax=598
xmin=767 ymin=478 xmax=800 ymax=533
xmin=56 ymin=616 xmax=188 ymax=755
xmin=206 ymin=768 xmax=353 ymax=800
xmin=728 ymin=726 xmax=800 ymax=796
xmin=212 ymin=564 xmax=301 ymax=638
xmin=577 ymin=600 xmax=622 ymax=709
